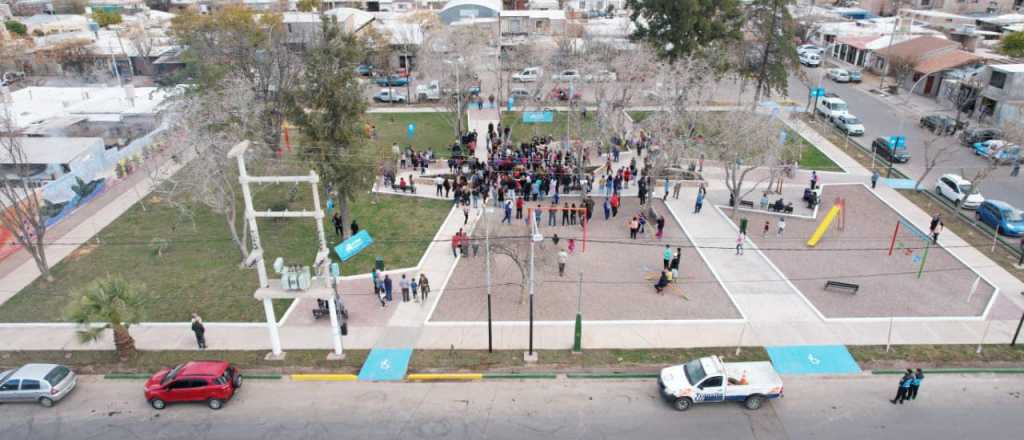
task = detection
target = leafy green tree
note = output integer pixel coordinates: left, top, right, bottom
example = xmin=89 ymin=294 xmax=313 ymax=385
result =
xmin=296 ymin=0 xmax=321 ymax=12
xmin=65 ymin=275 xmax=146 ymax=360
xmin=287 ymin=17 xmax=374 ymax=237
xmin=998 ymin=32 xmax=1024 ymax=58
xmin=743 ymin=0 xmax=799 ymax=106
xmin=92 ymin=10 xmax=123 ymax=28
xmin=4 ymin=20 xmax=27 ymax=36
xmin=626 ymin=0 xmax=744 ymax=62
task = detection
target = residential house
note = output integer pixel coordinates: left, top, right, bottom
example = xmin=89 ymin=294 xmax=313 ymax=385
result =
xmin=14 ymin=14 xmax=89 ymax=36
xmin=0 ymin=137 xmax=106 ymax=185
xmin=500 ymin=9 xmax=565 ymax=37
xmin=976 ymin=63 xmax=1024 ymax=124
xmin=871 ymin=36 xmax=983 ymax=96
xmin=902 ymin=0 xmax=1017 ymax=15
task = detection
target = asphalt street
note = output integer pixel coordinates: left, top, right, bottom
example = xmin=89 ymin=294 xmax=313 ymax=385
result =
xmin=2 ymin=374 xmax=1023 ymax=440
xmin=788 ymin=66 xmax=1024 ymax=209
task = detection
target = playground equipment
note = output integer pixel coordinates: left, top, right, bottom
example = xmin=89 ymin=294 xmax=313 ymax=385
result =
xmin=888 ymin=219 xmax=931 ymax=279
xmin=806 ymin=198 xmax=846 ymax=247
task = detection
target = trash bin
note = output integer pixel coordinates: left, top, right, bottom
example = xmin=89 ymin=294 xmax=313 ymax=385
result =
xmin=739 ymin=218 xmax=748 ymax=235
xmin=375 ymin=256 xmax=384 ymax=271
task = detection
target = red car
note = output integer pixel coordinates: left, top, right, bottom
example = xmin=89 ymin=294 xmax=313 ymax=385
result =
xmin=144 ymin=361 xmax=241 ymax=410
xmin=547 ymin=86 xmax=582 ymax=101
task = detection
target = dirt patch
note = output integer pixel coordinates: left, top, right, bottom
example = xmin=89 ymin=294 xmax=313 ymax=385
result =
xmin=68 ymin=244 xmax=98 ymax=261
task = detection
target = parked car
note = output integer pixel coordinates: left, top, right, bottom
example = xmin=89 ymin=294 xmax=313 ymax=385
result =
xmin=551 ymin=69 xmax=581 ymax=82
xmin=547 ymin=86 xmax=581 ymax=101
xmin=145 ymin=361 xmax=242 ymax=410
xmin=935 ymin=174 xmax=984 ymax=209
xmin=372 ymin=89 xmax=407 ymax=103
xmin=797 ymin=44 xmax=824 ymax=56
xmin=871 ymin=136 xmax=911 ymax=163
xmin=0 ymin=364 xmax=77 ymax=407
xmin=960 ymin=127 xmax=1003 ymax=145
xmin=827 ymin=68 xmax=850 ymax=82
xmin=512 ymin=67 xmax=543 ymax=83
xmin=415 ymin=80 xmax=441 ymax=101
xmin=832 ymin=114 xmax=864 ymax=136
xmin=919 ymin=114 xmax=956 ymax=134
xmin=847 ymin=70 xmax=862 ymax=83
xmin=658 ymin=356 xmax=783 ymax=412
xmin=975 ymin=200 xmax=1024 ymax=237
xmin=355 ymin=64 xmax=374 ymax=76
xmin=799 ymin=52 xmax=821 ymax=67
xmin=815 ymin=96 xmax=850 ymax=121
xmin=509 ymin=88 xmax=538 ymax=101
xmin=584 ymin=69 xmax=617 ymax=82
xmin=374 ymin=75 xmax=408 ymax=87
xmin=974 ymin=140 xmax=1021 ymax=164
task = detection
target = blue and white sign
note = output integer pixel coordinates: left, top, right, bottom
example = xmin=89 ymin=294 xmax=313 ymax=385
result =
xmin=810 ymin=87 xmax=826 ymax=98
xmin=522 ymin=111 xmax=554 ymax=124
xmin=334 ymin=230 xmax=374 ymax=262
xmin=888 ymin=135 xmax=906 ymax=149
xmin=407 ymin=123 xmax=416 ymax=139
xmin=358 ymin=348 xmax=412 ymax=381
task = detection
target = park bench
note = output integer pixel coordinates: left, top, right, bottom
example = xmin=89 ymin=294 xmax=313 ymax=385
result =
xmin=824 ymin=280 xmax=859 ymax=294
xmin=739 ymin=200 xmax=754 ymax=208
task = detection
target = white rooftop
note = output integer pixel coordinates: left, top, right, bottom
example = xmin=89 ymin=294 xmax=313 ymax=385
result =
xmin=0 ymin=137 xmax=104 ymax=165
xmin=501 ymin=9 xmax=566 ymax=20
xmin=817 ymin=17 xmax=941 ymax=39
xmin=5 ymin=86 xmax=176 ymax=129
xmin=992 ymin=64 xmax=1024 ymax=74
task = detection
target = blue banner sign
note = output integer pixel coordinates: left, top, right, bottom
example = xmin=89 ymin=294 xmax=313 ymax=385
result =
xmin=334 ymin=230 xmax=374 ymax=262
xmin=522 ymin=111 xmax=554 ymax=124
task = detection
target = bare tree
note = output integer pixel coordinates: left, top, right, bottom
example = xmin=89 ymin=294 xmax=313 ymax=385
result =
xmin=913 ymin=133 xmax=958 ymax=191
xmin=417 ymin=24 xmax=492 ymax=138
xmin=885 ymin=54 xmax=917 ymax=94
xmin=153 ymin=83 xmax=258 ymax=263
xmin=945 ymin=77 xmax=983 ymax=129
xmin=487 ymin=227 xmax=554 ymax=304
xmin=698 ymin=111 xmax=795 ymax=218
xmin=0 ymin=116 xmax=53 ymax=281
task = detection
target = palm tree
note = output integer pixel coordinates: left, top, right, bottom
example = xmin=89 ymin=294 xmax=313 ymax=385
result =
xmin=65 ymin=275 xmax=146 ymax=360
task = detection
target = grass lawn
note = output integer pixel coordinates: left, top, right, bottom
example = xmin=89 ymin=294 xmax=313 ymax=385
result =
xmin=366 ymin=112 xmax=462 ymax=158
xmin=500 ymin=111 xmax=602 ymax=141
xmin=0 ymin=176 xmax=451 ymax=323
xmin=786 ymin=129 xmax=843 ymax=172
xmin=627 ymin=111 xmax=655 ymax=123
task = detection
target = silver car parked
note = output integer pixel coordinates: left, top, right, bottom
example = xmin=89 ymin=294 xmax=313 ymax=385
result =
xmin=0 ymin=364 xmax=77 ymax=407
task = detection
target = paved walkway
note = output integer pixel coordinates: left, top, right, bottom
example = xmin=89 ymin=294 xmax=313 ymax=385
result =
xmin=466 ymin=108 xmax=499 ymax=163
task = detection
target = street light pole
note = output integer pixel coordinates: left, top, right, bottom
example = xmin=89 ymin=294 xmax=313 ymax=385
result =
xmin=485 ymin=199 xmax=493 ymax=353
xmin=528 ymin=232 xmax=535 ymax=357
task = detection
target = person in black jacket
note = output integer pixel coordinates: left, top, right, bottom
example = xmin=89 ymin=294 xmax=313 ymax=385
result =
xmin=190 ymin=313 xmax=206 ymax=350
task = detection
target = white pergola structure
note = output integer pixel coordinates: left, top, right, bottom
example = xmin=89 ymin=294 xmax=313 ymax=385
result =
xmin=228 ymin=141 xmax=345 ymax=360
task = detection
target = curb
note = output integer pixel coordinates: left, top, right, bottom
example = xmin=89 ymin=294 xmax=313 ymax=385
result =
xmin=290 ymin=374 xmax=358 ymax=382
xmin=483 ymin=372 xmax=558 ymax=380
xmin=406 ymin=373 xmax=482 ymax=381
xmin=566 ymin=372 xmax=658 ymax=379
xmin=872 ymin=368 xmax=1024 ymax=375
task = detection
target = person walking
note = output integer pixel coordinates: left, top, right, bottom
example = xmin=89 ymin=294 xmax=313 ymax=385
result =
xmin=656 ymin=215 xmax=665 ymax=239
xmin=672 ymin=181 xmax=682 ymax=199
xmin=662 ymin=245 xmax=672 ymax=270
xmin=419 ymin=273 xmax=431 ymax=302
xmin=1012 ymin=158 xmax=1021 ymax=177
xmin=570 ymin=203 xmax=578 ymax=225
xmin=332 ymin=212 xmax=344 ymax=238
xmin=350 ymin=219 xmax=359 ymax=236
xmin=929 ymin=214 xmax=943 ymax=244
xmin=908 ymin=368 xmax=924 ymax=400
xmin=436 ymin=176 xmax=444 ymax=196
xmin=463 ymin=205 xmax=470 ymax=225
xmin=611 ymin=193 xmax=620 ymax=217
xmin=548 ymin=201 xmax=557 ymax=226
xmin=400 ymin=274 xmax=410 ymax=302
xmin=603 ymin=198 xmax=611 ymax=220
xmin=629 ymin=216 xmax=640 ymax=239
xmin=561 ymin=202 xmax=570 ymax=225
xmin=777 ymin=217 xmax=786 ymax=237
xmin=558 ymin=248 xmax=568 ymax=276
xmin=694 ymin=191 xmax=704 ymax=214
xmin=190 ymin=313 xmax=206 ymax=350
xmin=871 ymin=170 xmax=880 ymax=189
xmin=891 ymin=369 xmax=914 ymax=404
xmin=670 ymin=248 xmax=681 ymax=279
xmin=568 ymin=238 xmax=576 ymax=254
xmin=762 ymin=220 xmax=770 ymax=238
xmin=452 ymin=230 xmax=462 ymax=257
xmin=502 ymin=199 xmax=512 ymax=224
xmin=383 ymin=275 xmax=393 ymax=303
xmin=735 ymin=232 xmax=745 ymax=255
xmin=516 ymin=196 xmax=524 ymax=219
xmin=810 ymin=170 xmax=818 ymax=190
xmin=663 ymin=177 xmax=670 ymax=201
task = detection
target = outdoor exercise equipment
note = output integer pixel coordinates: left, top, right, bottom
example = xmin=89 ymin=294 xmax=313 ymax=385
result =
xmin=888 ymin=219 xmax=931 ymax=279
xmin=807 ymin=198 xmax=845 ymax=247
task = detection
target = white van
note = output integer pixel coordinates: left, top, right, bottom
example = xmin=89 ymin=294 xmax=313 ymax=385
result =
xmin=815 ymin=96 xmax=849 ymax=122
xmin=799 ymin=52 xmax=821 ymax=67
xmin=512 ymin=67 xmax=543 ymax=83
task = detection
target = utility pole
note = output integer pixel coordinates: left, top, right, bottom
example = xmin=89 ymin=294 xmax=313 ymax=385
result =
xmin=1012 ymin=310 xmax=1024 ymax=346
xmin=485 ymin=200 xmax=493 ymax=353
xmin=879 ymin=7 xmax=902 ymax=90
xmin=573 ymin=271 xmax=583 ymax=353
xmin=527 ymin=229 xmax=535 ymax=360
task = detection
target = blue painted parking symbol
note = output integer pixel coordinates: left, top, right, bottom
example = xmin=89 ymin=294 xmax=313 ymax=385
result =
xmin=766 ymin=345 xmax=861 ymax=375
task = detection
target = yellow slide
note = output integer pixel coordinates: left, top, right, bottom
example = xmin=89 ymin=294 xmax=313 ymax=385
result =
xmin=807 ymin=205 xmax=841 ymax=247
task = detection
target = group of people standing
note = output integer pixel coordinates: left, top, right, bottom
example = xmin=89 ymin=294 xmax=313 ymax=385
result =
xmin=891 ymin=368 xmax=925 ymax=404
xmin=371 ymin=269 xmax=431 ymax=307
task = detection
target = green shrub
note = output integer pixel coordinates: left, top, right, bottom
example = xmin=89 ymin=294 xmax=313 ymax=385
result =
xmin=4 ymin=20 xmax=27 ymax=36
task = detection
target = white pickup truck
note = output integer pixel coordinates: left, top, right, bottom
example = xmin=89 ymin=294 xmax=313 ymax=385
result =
xmin=658 ymin=356 xmax=783 ymax=411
